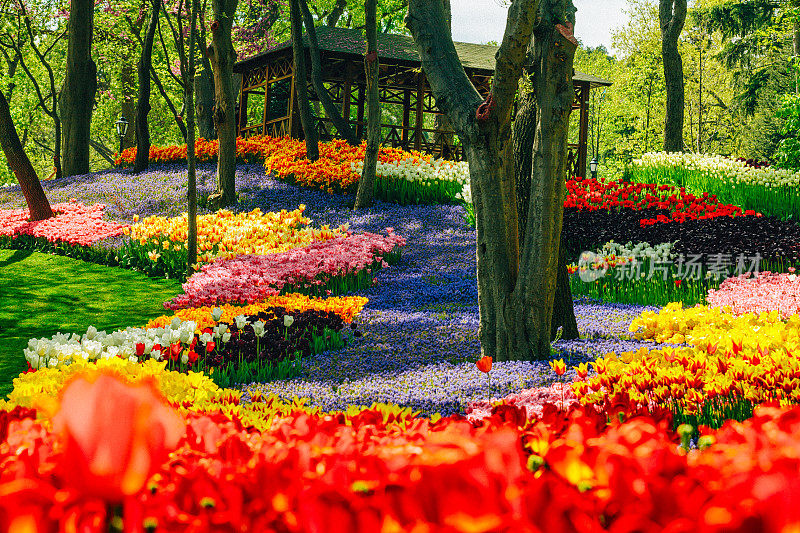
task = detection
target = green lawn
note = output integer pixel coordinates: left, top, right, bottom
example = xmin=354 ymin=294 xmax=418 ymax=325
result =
xmin=0 ymin=249 xmax=182 ymax=399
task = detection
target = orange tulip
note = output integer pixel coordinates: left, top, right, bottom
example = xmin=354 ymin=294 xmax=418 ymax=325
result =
xmin=476 ymin=356 xmax=493 ymax=373
xmin=549 ymin=359 xmax=567 ymax=376
xmin=52 ymin=372 xmax=184 ymax=501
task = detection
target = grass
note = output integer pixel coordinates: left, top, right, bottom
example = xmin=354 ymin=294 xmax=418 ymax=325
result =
xmin=0 ymin=249 xmax=182 ymax=399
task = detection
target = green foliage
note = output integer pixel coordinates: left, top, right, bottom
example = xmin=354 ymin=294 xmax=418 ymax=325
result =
xmin=775 ymin=93 xmax=800 ymax=170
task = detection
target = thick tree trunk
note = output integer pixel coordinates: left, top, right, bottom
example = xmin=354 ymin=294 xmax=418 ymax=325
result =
xmin=59 ymin=0 xmax=96 ymax=177
xmin=298 ymin=0 xmax=358 ymax=145
xmin=409 ymin=0 xmax=577 ymax=363
xmin=513 ymin=85 xmax=577 ymax=341
xmin=134 ymin=0 xmax=160 ymax=173
xmin=291 ymin=0 xmax=319 ymax=161
xmin=208 ymin=0 xmax=239 ymax=207
xmin=660 ymin=0 xmax=687 ymax=152
xmin=326 ymin=0 xmax=347 ymax=27
xmin=195 ymin=65 xmax=216 ymax=140
xmin=506 ymin=10 xmax=577 ymax=359
xmin=354 ymin=0 xmax=380 ymax=209
xmin=0 ymin=91 xmax=53 ymax=221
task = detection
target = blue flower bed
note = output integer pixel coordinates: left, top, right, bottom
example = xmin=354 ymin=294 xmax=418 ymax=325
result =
xmin=1 ymin=163 xmax=664 ymax=416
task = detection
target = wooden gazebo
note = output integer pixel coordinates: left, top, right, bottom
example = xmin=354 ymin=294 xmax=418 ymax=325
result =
xmin=233 ymin=26 xmax=612 ymax=175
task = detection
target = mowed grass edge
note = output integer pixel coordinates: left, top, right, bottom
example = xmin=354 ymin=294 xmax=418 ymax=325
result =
xmin=0 ymin=249 xmax=183 ymax=399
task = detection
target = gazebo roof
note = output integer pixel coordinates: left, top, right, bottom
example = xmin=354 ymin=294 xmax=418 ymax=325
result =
xmin=234 ymin=25 xmax=613 ymax=88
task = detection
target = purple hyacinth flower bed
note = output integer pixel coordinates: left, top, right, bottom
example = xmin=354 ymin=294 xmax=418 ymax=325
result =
xmin=1 ymin=163 xmax=667 ymax=416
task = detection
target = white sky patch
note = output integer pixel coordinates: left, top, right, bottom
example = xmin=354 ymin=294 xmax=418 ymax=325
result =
xmin=450 ymin=0 xmax=630 ymax=53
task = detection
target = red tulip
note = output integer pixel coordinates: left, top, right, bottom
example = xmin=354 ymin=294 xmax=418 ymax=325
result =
xmin=52 ymin=372 xmax=184 ymax=501
xmin=205 ymin=341 xmax=216 ymax=354
xmin=135 ymin=343 xmax=145 ymax=357
xmin=476 ymin=356 xmax=492 ymax=373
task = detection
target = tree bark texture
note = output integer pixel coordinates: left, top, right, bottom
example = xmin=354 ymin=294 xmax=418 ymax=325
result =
xmin=195 ymin=64 xmax=216 ymax=140
xmin=59 ymin=0 xmax=97 ymax=177
xmin=409 ymin=0 xmax=580 ymax=363
xmin=513 ymin=83 xmax=578 ymax=341
xmin=134 ymin=0 xmax=160 ymax=173
xmin=298 ymin=0 xmax=358 ymax=145
xmin=120 ymin=63 xmax=137 ymax=151
xmin=187 ymin=0 xmax=199 ymax=274
xmin=0 ymin=91 xmax=53 ymax=221
xmin=507 ymin=3 xmax=578 ymax=358
xmin=291 ymin=0 xmax=319 ymax=161
xmin=660 ymin=0 xmax=687 ymax=152
xmin=208 ymin=0 xmax=239 ymax=206
xmin=354 ymin=0 xmax=380 ymax=209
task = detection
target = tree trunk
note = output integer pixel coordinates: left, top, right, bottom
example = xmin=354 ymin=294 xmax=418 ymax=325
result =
xmin=326 ymin=0 xmax=347 ymax=27
xmin=120 ymin=63 xmax=137 ymax=152
xmin=513 ymin=84 xmax=578 ymax=341
xmin=195 ymin=64 xmax=217 ymax=140
xmin=208 ymin=0 xmax=239 ymax=207
xmin=551 ymin=241 xmax=579 ymax=340
xmin=660 ymin=0 xmax=687 ymax=153
xmin=506 ymin=7 xmax=578 ymax=358
xmin=298 ymin=0 xmax=358 ymax=145
xmin=354 ymin=0 xmax=380 ymax=209
xmin=59 ymin=0 xmax=97 ymax=177
xmin=134 ymin=0 xmax=160 ymax=173
xmin=409 ymin=0 xmax=576 ymax=362
xmin=0 ymin=91 xmax=53 ymax=221
xmin=187 ymin=0 xmax=199 ymax=274
xmin=291 ymin=0 xmax=319 ymax=160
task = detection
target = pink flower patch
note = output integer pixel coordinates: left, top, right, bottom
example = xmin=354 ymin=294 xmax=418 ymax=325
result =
xmin=707 ymin=271 xmax=800 ymax=319
xmin=0 ymin=201 xmax=128 ymax=246
xmin=165 ymin=231 xmax=405 ymax=309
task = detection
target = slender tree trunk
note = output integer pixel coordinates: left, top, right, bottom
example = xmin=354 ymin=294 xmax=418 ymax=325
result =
xmin=120 ymin=62 xmax=137 ymax=152
xmin=660 ymin=0 xmax=687 ymax=153
xmin=60 ymin=0 xmax=97 ymax=177
xmin=354 ymin=0 xmax=380 ymax=209
xmin=208 ymin=0 xmax=239 ymax=207
xmin=187 ymin=0 xmax=199 ymax=274
xmin=0 ymin=91 xmax=53 ymax=220
xmin=134 ymin=0 xmax=160 ymax=173
xmin=298 ymin=0 xmax=358 ymax=145
xmin=291 ymin=0 xmax=319 ymax=160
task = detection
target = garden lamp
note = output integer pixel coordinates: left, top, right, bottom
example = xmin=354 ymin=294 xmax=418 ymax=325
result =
xmin=115 ymin=114 xmax=129 ymax=156
xmin=590 ymin=157 xmax=598 ymax=179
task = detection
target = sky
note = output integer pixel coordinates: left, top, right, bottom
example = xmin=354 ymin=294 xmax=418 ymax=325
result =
xmin=450 ymin=0 xmax=630 ymax=54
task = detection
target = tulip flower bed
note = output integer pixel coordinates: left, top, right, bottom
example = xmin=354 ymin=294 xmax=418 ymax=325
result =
xmin=625 ymin=151 xmax=800 ymax=220
xmin=23 ymin=305 xmax=357 ymax=388
xmin=120 ymin=205 xmax=344 ymax=278
xmin=706 ymin=271 xmax=800 ymax=318
xmin=146 ymin=293 xmax=368 ymax=331
xmin=5 ymin=368 xmax=800 ymax=532
xmin=164 ymin=230 xmax=405 ymax=309
xmin=114 ymin=136 xmax=287 ymax=166
xmin=0 ymin=199 xmax=127 ymax=248
xmin=571 ymin=302 xmax=800 ymax=430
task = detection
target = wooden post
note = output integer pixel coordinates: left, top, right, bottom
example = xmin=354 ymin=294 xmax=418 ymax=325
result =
xmin=402 ymin=89 xmax=411 ymax=148
xmin=263 ymin=65 xmax=270 ymax=134
xmin=342 ymin=60 xmax=353 ymax=127
xmin=288 ymin=62 xmax=296 ymax=138
xmin=414 ymin=74 xmax=424 ymax=151
xmin=238 ymin=89 xmax=248 ymax=134
xmin=356 ymin=83 xmax=365 ymax=139
xmin=577 ymin=83 xmax=589 ymax=178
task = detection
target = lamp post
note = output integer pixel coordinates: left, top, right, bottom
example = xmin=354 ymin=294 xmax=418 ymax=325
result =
xmin=590 ymin=157 xmax=598 ymax=180
xmin=115 ymin=115 xmax=129 ymax=158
